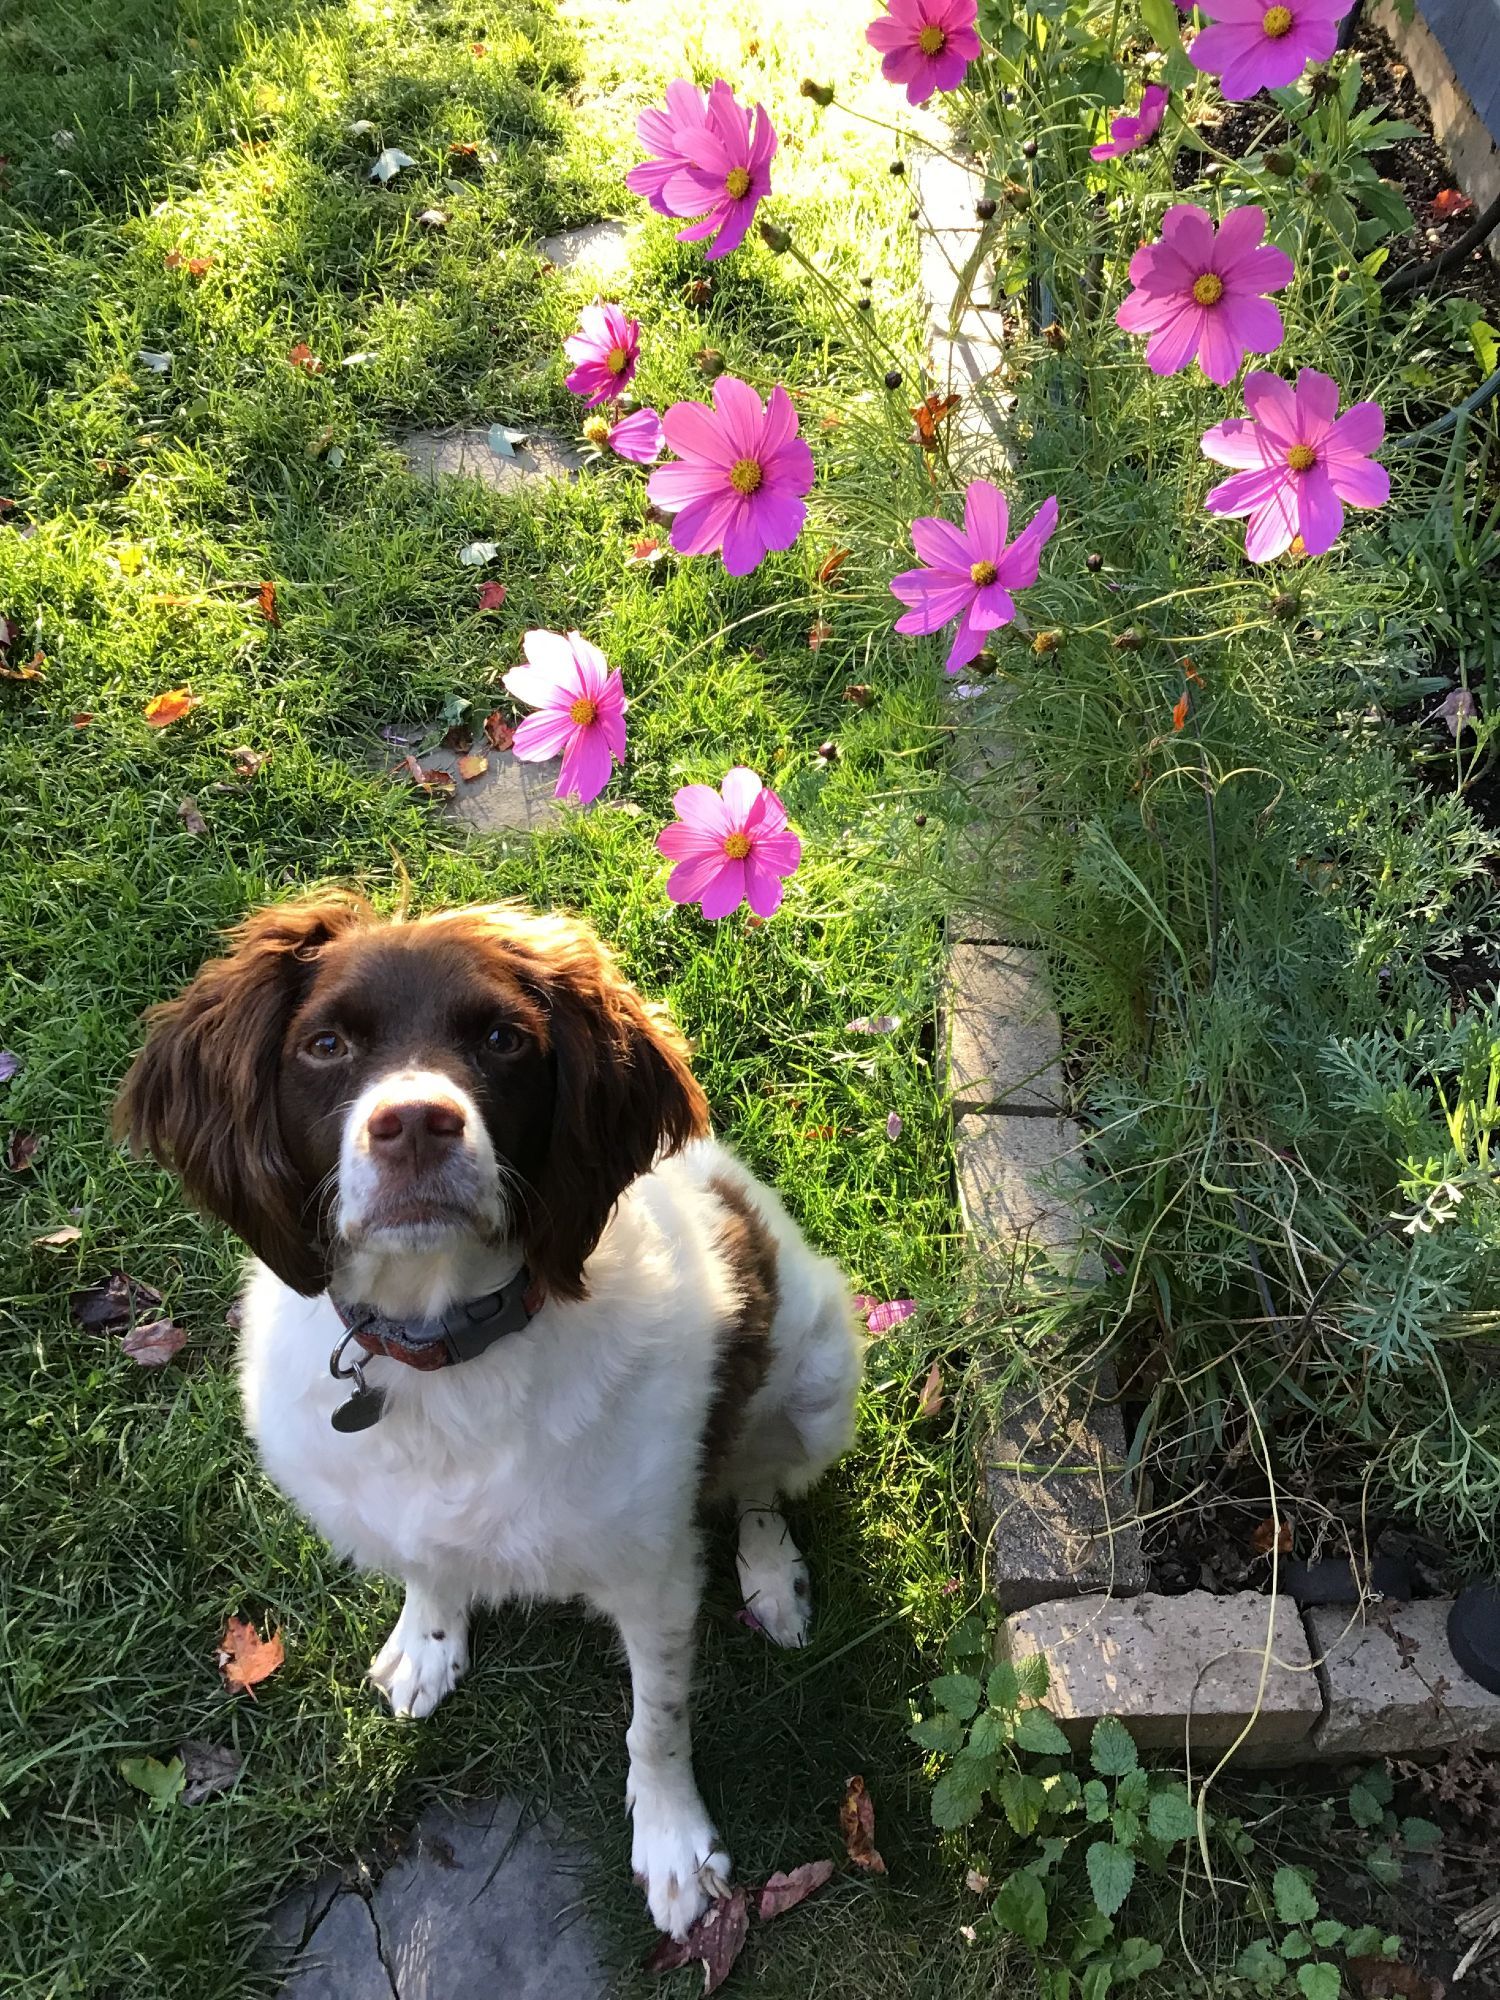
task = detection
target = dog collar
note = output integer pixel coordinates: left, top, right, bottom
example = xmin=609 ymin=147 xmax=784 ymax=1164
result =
xmin=326 ymin=1268 xmax=544 ymax=1433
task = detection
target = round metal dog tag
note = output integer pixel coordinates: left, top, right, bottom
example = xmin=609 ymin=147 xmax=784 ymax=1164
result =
xmin=332 ymin=1384 xmax=387 ymax=1432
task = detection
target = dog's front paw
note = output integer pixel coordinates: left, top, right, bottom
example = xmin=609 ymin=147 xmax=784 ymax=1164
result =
xmin=628 ymin=1780 xmax=731 ymax=1938
xmin=369 ymin=1620 xmax=468 ymax=1719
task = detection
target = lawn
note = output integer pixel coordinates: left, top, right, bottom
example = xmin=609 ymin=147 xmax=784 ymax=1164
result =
xmin=0 ymin=0 xmax=995 ymax=1993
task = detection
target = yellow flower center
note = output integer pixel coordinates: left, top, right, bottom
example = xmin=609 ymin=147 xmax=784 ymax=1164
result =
xmin=970 ymin=559 xmax=998 ymax=586
xmin=725 ymin=166 xmax=752 ymax=199
xmin=729 ymin=456 xmax=763 ymax=495
xmin=568 ymin=696 xmax=598 ymax=726
xmin=583 ymin=416 xmax=610 ymax=444
xmin=918 ymin=24 xmax=946 ymax=55
xmin=606 ymin=344 xmax=630 ymax=375
xmin=1192 ymin=271 xmax=1224 ymax=306
xmin=1286 ymin=443 xmax=1317 ymax=472
xmin=1289 ymin=534 xmax=1307 ymax=556
xmin=723 ymin=831 xmax=752 ymax=859
xmin=1262 ymin=5 xmax=1293 ymax=35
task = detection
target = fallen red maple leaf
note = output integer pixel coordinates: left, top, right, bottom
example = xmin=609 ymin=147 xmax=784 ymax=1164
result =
xmin=839 ymin=1775 xmax=887 ymax=1875
xmin=1433 ymin=188 xmax=1473 ymax=220
xmin=217 ymin=1615 xmax=285 ymax=1696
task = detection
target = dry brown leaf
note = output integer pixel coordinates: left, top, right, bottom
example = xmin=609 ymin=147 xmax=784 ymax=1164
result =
xmin=256 ymin=580 xmax=280 ymax=626
xmin=187 ymin=256 xmax=213 ymax=279
xmin=178 ymin=1738 xmax=243 ymax=1806
xmin=440 ymin=722 xmax=471 ymax=752
xmin=120 ymin=1319 xmax=187 ymax=1367
xmin=33 ymin=1224 xmax=83 ymax=1248
xmin=287 ymin=342 xmax=322 ymax=374
xmin=72 ymin=712 xmax=93 ymax=728
xmin=807 ymin=619 xmax=833 ymax=650
xmin=910 ymin=392 xmax=960 ymax=447
xmin=482 ymin=711 xmax=515 ymax=751
xmin=0 ymin=650 xmax=45 ymax=681
xmin=164 ymin=248 xmax=184 ymax=269
xmin=817 ymin=547 xmax=850 ymax=584
xmin=756 ymin=1858 xmax=834 ymax=1920
xmin=7 ymin=1130 xmax=41 ymax=1172
xmin=143 ymin=687 xmax=199 ymax=728
xmin=177 ymin=796 xmax=208 ymax=835
xmin=1349 ymin=1958 xmax=1445 ymax=2000
xmin=217 ymin=1615 xmax=285 ymax=1696
xmin=1251 ymin=1515 xmax=1292 ymax=1556
xmin=645 ymin=1886 xmax=748 ymax=1992
xmin=230 ymin=746 xmax=266 ymax=777
xmin=916 ymin=1361 xmax=944 ymax=1418
xmin=839 ymin=1775 xmax=886 ymax=1875
xmin=456 ymin=752 xmax=488 ymax=782
xmin=71 ymin=1271 xmax=164 ymax=1329
xmin=398 ymin=753 xmax=455 ymax=795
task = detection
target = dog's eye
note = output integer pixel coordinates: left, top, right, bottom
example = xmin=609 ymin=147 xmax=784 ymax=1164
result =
xmin=484 ymin=1023 xmax=522 ymax=1056
xmin=304 ymin=1030 xmax=348 ymax=1061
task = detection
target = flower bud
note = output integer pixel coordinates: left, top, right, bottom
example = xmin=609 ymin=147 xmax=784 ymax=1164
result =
xmin=914 ymin=812 xmax=928 ymax=826
xmin=1004 ymin=179 xmax=1030 ymax=210
xmin=799 ymin=78 xmax=834 ymax=106
xmin=695 ymin=347 xmax=726 ymax=378
xmin=856 ymin=295 xmax=872 ymax=312
xmin=889 ymin=157 xmax=906 ymax=176
xmin=1263 ymin=148 xmax=1296 ymax=177
xmin=1043 ymin=321 xmax=1067 ymax=349
xmin=758 ymin=219 xmax=792 ymax=254
xmin=1305 ymin=169 xmax=1331 ymax=196
xmin=976 ymin=195 xmax=997 ymax=220
xmin=1086 ymin=552 xmax=1104 ymax=574
xmin=884 ymin=367 xmax=903 ymax=390
xmin=1021 ymin=138 xmax=1038 ymax=160
xmin=1114 ymin=628 xmax=1144 ymax=652
xmin=1335 ymin=265 xmax=1350 ymax=281
xmin=1271 ymin=590 xmax=1301 ymax=620
xmin=582 ymin=415 xmax=610 ymax=445
xmin=1032 ymin=629 xmax=1062 ymax=656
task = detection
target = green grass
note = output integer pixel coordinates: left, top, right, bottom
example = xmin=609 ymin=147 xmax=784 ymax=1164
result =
xmin=0 ymin=1 xmax=1008 ymax=1993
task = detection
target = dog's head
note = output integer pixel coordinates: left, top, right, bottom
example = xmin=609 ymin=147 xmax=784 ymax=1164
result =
xmin=113 ymin=896 xmax=709 ymax=1302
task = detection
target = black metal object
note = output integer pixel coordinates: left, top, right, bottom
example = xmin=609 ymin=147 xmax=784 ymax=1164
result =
xmin=1448 ymin=1582 xmax=1500 ymax=1696
xmin=1383 ymin=187 xmax=1500 ymax=297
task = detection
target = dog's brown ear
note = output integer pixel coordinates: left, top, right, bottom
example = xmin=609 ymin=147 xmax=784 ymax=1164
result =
xmin=113 ymin=893 xmax=370 ymax=1295
xmin=507 ymin=918 xmax=709 ymax=1301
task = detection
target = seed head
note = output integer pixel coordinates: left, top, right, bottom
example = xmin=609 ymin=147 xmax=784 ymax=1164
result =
xmin=976 ymin=196 xmax=997 ymax=220
xmin=1021 ymin=138 xmax=1038 ymax=161
xmin=1086 ymin=552 xmax=1103 ymax=574
xmin=884 ymin=367 xmax=903 ymax=390
xmin=799 ymin=78 xmax=834 ymax=106
xmin=1114 ymin=628 xmax=1144 ymax=653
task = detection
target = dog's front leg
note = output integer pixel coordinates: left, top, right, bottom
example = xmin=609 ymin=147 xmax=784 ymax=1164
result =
xmin=369 ymin=1575 xmax=471 ymax=1719
xmin=600 ymin=1552 xmax=730 ymax=1939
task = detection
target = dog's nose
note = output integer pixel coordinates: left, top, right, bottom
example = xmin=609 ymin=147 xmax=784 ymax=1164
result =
xmin=366 ymin=1098 xmax=467 ymax=1171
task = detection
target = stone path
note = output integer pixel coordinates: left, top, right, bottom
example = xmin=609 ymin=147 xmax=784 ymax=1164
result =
xmin=273 ymin=1800 xmax=606 ymax=1999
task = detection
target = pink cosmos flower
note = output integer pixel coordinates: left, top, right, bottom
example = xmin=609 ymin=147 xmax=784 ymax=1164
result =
xmin=606 ymin=408 xmax=665 ymax=462
xmin=627 ymin=79 xmax=776 ymax=259
xmin=865 ymin=0 xmax=981 ymax=107
xmin=647 ymin=375 xmax=814 ymax=576
xmin=1201 ymin=368 xmax=1388 ymax=562
xmin=563 ymin=302 xmax=640 ymax=407
xmin=502 ymin=629 xmax=626 ymax=805
xmin=890 ymin=480 xmax=1060 ymax=673
xmin=656 ymin=767 xmax=801 ymax=919
xmin=1116 ymin=203 xmax=1293 ymax=384
xmin=1189 ymin=0 xmax=1351 ymax=100
xmin=1089 ymin=82 xmax=1169 ymax=160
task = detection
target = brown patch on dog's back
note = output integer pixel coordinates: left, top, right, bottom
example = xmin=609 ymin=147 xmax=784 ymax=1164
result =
xmin=700 ymin=1173 xmax=777 ymax=1490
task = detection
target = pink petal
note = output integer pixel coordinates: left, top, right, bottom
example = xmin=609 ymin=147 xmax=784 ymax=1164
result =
xmin=1216 ymin=293 xmax=1285 ymax=362
xmin=668 ymin=785 xmax=733 ymax=835
xmin=1242 ymin=483 xmax=1301 ymax=563
xmin=1145 ymin=301 xmax=1208 ymax=376
xmin=966 ymin=582 xmax=1017 ymax=632
xmin=661 ymin=398 xmax=737 ymax=468
xmin=666 ymin=850 xmax=734 ymax=906
xmin=712 ymin=375 xmax=769 ymax=460
xmin=1197 ymin=308 xmax=1248 ymax=386
xmin=962 ymin=479 xmax=1009 ymax=556
xmin=1242 ymin=372 xmax=1301 ymax=446
xmin=503 ymin=664 xmax=571 ymax=711
xmin=721 ymin=766 xmax=764 ymax=823
xmin=1324 ymin=399 xmax=1385 ymax=458
xmin=1222 ymin=242 xmax=1295 ymax=296
xmin=1206 ymin=464 xmax=1290 ymax=520
xmin=996 ymin=495 xmax=1058 ymax=589
xmin=751 ymin=827 xmax=801 ymax=875
xmin=556 ymin=724 xmax=613 ymax=805
xmin=891 ymin=572 xmax=978 ymax=632
xmin=1292 ymin=368 xmax=1341 ymax=445
xmin=866 ymin=1298 xmax=918 ymax=1334
xmin=511 ymin=709 xmax=577 ymax=762
xmin=1207 ymin=202 xmax=1267 ymax=270
xmin=669 ymin=489 xmax=740 ymax=559
xmin=1293 ymin=465 xmax=1344 ymax=556
xmin=744 ymin=852 xmax=790 ymax=916
xmin=698 ymin=856 xmax=750 ymax=919
xmin=910 ymin=515 xmax=973 ymax=571
xmin=1159 ymin=202 xmax=1216 ymax=269
xmin=1327 ymin=452 xmax=1389 ymax=512
xmin=721 ymin=500 xmax=771 ymax=576
xmin=1200 ymin=416 xmax=1277 ymax=471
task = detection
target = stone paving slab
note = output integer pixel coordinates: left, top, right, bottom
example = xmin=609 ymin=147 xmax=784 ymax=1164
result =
xmin=1308 ymin=1598 xmax=1500 ymax=1758
xmin=1003 ymin=1591 xmax=1323 ymax=1756
xmin=955 ymin=1109 xmax=1091 ymax=1279
xmin=419 ymin=741 xmax=561 ymax=836
xmin=538 ymin=218 xmax=632 ymax=280
xmin=402 ymin=427 xmax=585 ymax=492
xmin=273 ymin=1800 xmax=606 ymax=2000
xmin=944 ymin=942 xmax=1065 ymax=1111
xmin=977 ymin=1369 xmax=1144 ymax=1611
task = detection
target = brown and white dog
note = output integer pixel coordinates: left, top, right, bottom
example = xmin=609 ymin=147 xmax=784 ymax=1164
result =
xmin=114 ymin=895 xmax=862 ymax=1937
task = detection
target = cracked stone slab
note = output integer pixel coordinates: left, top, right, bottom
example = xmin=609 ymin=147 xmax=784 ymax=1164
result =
xmin=1308 ymin=1599 xmax=1500 ymax=1758
xmin=371 ymin=1800 xmax=607 ymax=2000
xmin=402 ymin=427 xmax=585 ymax=491
xmin=944 ymin=943 xmax=1065 ymax=1111
xmin=266 ymin=1869 xmax=343 ymax=1971
xmin=538 ymin=218 xmax=632 ymax=280
xmin=1004 ymin=1591 xmax=1323 ymax=1757
xmin=977 ymin=1367 xmax=1144 ymax=1611
xmin=276 ymin=1883 xmax=388 ymax=1999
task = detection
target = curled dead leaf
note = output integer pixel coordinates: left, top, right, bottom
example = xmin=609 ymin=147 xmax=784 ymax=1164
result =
xmin=120 ymin=1318 xmax=187 ymax=1367
xmin=808 ymin=619 xmax=833 ymax=650
xmin=0 ymin=650 xmax=45 ymax=682
xmin=256 ymin=581 xmax=280 ymax=626
xmin=645 ymin=1885 xmax=748 ymax=1992
xmin=178 ymin=1738 xmax=244 ymax=1806
xmin=1171 ymin=691 xmax=1189 ymax=734
xmin=143 ymin=687 xmax=200 ymax=728
xmin=757 ymin=1858 xmax=834 ymax=1920
xmin=916 ymin=1361 xmax=944 ymax=1418
xmin=476 ymin=580 xmax=508 ymax=611
xmin=441 ymin=722 xmax=471 ymax=752
xmin=287 ymin=342 xmax=322 ymax=374
xmin=72 ymin=712 xmax=93 ymax=728
xmin=71 ymin=1271 xmax=164 ymax=1329
xmin=398 ymin=753 xmax=455 ymax=795
xmin=482 ymin=711 xmax=515 ymax=752
xmin=7 ymin=1130 xmax=41 ymax=1172
xmin=33 ymin=1224 xmax=83 ymax=1248
xmin=230 ymin=746 xmax=266 ymax=777
xmin=217 ymin=1615 xmax=285 ymax=1696
xmin=817 ymin=547 xmax=850 ymax=584
xmin=1251 ymin=1515 xmax=1293 ymax=1556
xmin=177 ymin=797 xmax=208 ymax=836
xmin=839 ymin=1775 xmax=886 ymax=1875
xmin=456 ymin=752 xmax=488 ymax=782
